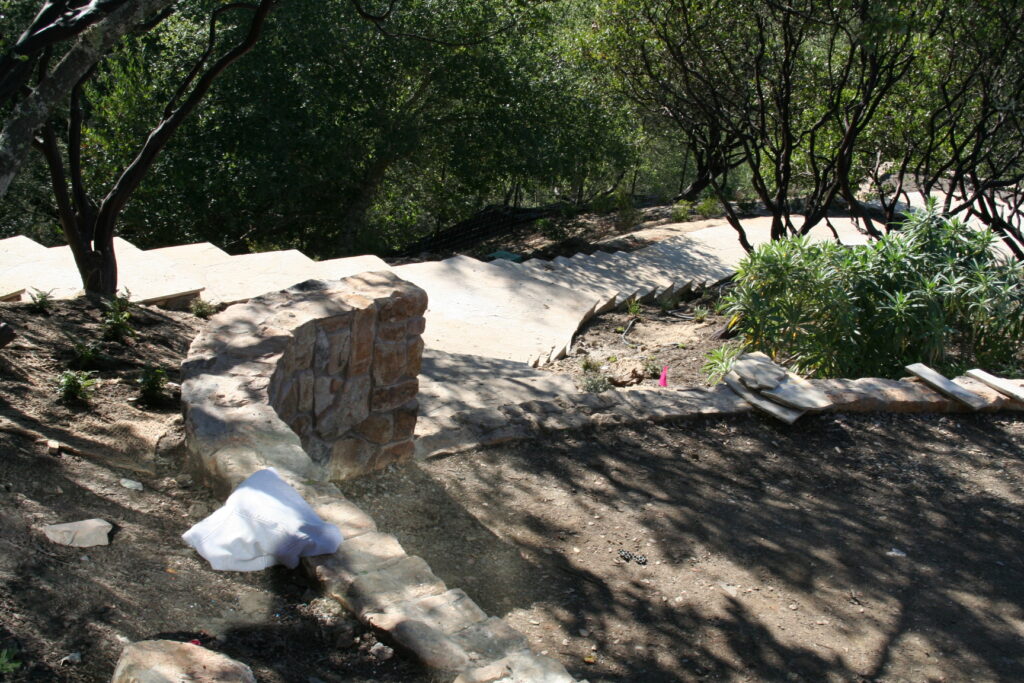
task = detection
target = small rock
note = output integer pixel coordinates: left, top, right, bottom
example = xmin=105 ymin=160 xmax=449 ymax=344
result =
xmin=367 ymin=642 xmax=393 ymax=661
xmin=60 ymin=652 xmax=82 ymax=666
xmin=188 ymin=502 xmax=213 ymax=519
xmin=788 ymin=603 xmax=798 ymax=611
xmin=609 ymin=359 xmax=646 ymax=387
xmin=578 ymin=628 xmax=590 ymax=637
xmin=0 ymin=321 xmax=15 ymax=348
xmin=46 ymin=439 xmax=62 ymax=455
xmin=43 ymin=519 xmax=112 ymax=547
xmin=886 ymin=548 xmax=907 ymax=558
xmin=120 ymin=478 xmax=143 ymax=491
xmin=111 ymin=640 xmax=255 ymax=682
xmin=174 ymin=473 xmax=194 ymax=489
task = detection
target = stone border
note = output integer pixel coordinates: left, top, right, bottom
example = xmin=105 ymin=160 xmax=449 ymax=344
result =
xmin=180 ymin=272 xmax=577 ymax=682
xmin=415 ymin=374 xmax=1024 ymax=459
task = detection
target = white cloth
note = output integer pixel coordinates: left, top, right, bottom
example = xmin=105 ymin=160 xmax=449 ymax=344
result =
xmin=182 ymin=468 xmax=342 ymax=571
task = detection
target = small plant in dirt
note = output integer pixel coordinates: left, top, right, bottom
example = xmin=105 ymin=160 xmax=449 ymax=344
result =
xmin=0 ymin=648 xmax=21 ymax=674
xmin=580 ymin=355 xmax=600 ymax=373
xmin=607 ymin=355 xmax=618 ymax=363
xmin=695 ymin=197 xmax=722 ymax=218
xmin=56 ymin=369 xmax=97 ymax=403
xmin=672 ymin=200 xmax=694 ymax=222
xmin=190 ymin=298 xmax=217 ymax=320
xmin=626 ymin=299 xmax=642 ymax=316
xmin=70 ymin=340 xmax=104 ymax=369
xmin=102 ymin=291 xmax=135 ymax=342
xmin=614 ymin=325 xmax=625 ymax=333
xmin=582 ymin=372 xmax=612 ymax=393
xmin=726 ymin=207 xmax=1024 ymax=378
xmin=28 ymin=288 xmax=54 ymax=314
xmin=643 ymin=356 xmax=661 ymax=377
xmin=702 ymin=342 xmax=744 ymax=385
xmin=676 ymin=342 xmax=687 ymax=349
xmin=693 ymin=305 xmax=710 ymax=322
xmin=137 ymin=366 xmax=168 ymax=405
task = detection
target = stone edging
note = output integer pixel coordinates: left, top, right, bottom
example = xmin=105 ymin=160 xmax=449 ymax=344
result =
xmin=415 ymin=374 xmax=1024 ymax=459
xmin=180 ymin=271 xmax=577 ymax=682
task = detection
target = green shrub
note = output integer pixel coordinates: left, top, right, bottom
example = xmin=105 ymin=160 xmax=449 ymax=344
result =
xmin=582 ymin=372 xmax=611 ymax=393
xmin=57 ymin=370 xmax=97 ymax=403
xmin=580 ymin=355 xmax=599 ymax=373
xmin=138 ymin=366 xmax=168 ymax=404
xmin=626 ymin=299 xmax=642 ymax=316
xmin=694 ymin=197 xmax=722 ymax=218
xmin=642 ymin=356 xmax=661 ymax=377
xmin=725 ymin=208 xmax=1024 ymax=378
xmin=672 ymin=200 xmax=695 ymax=222
xmin=102 ymin=291 xmax=135 ymax=342
xmin=693 ymin=305 xmax=710 ymax=322
xmin=28 ymin=288 xmax=54 ymax=314
xmin=71 ymin=341 xmax=104 ymax=369
xmin=190 ymin=298 xmax=217 ymax=320
xmin=702 ymin=342 xmax=744 ymax=385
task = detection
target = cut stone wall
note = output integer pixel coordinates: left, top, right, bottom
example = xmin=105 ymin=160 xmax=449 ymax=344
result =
xmin=181 ymin=271 xmax=426 ymax=489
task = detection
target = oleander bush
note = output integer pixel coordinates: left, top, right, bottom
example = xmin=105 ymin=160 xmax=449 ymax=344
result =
xmin=724 ymin=208 xmax=1024 ymax=379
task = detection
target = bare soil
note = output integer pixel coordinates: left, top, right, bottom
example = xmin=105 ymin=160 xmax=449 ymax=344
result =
xmin=340 ymin=411 xmax=1024 ymax=682
xmin=546 ymin=295 xmax=734 ymax=391
xmin=0 ymin=299 xmax=429 ymax=682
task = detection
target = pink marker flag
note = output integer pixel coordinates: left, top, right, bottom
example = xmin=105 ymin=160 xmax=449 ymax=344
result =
xmin=658 ymin=366 xmax=669 ymax=387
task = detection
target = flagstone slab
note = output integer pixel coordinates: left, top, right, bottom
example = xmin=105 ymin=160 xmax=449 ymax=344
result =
xmin=965 ymin=369 xmax=1024 ymax=403
xmin=761 ymin=372 xmax=833 ymax=411
xmin=199 ymin=250 xmax=318 ymax=305
xmin=906 ymin=363 xmax=988 ymax=411
xmin=0 ymin=236 xmax=203 ymax=304
xmin=315 ymin=255 xmax=392 ymax=281
xmin=392 ymin=255 xmax=599 ymax=366
xmin=724 ymin=371 xmax=805 ymax=424
xmin=733 ymin=352 xmax=787 ymax=390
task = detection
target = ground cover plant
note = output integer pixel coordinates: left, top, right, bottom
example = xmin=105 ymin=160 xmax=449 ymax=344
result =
xmin=724 ymin=209 xmax=1024 ymax=378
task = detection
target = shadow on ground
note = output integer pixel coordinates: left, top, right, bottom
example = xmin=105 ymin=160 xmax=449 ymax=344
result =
xmin=340 ymin=411 xmax=1024 ymax=682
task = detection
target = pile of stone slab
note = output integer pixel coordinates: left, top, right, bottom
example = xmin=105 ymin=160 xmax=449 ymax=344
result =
xmin=722 ymin=352 xmax=833 ymax=424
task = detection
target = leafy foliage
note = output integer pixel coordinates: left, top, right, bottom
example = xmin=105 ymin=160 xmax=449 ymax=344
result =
xmin=27 ymin=288 xmax=53 ymax=314
xmin=56 ymin=370 xmax=97 ymax=403
xmin=137 ymin=366 xmax=168 ymax=404
xmin=702 ymin=342 xmax=743 ymax=386
xmin=0 ymin=648 xmax=21 ymax=674
xmin=101 ymin=292 xmax=135 ymax=342
xmin=189 ymin=298 xmax=217 ymax=320
xmin=726 ymin=209 xmax=1024 ymax=378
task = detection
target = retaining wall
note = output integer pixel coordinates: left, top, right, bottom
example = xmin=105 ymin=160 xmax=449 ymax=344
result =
xmin=180 ymin=272 xmax=577 ymax=682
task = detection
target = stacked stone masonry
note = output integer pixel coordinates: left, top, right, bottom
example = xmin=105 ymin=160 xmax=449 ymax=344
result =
xmin=180 ymin=271 xmax=577 ymax=682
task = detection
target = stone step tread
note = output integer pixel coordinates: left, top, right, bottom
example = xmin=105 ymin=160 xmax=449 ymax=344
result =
xmin=487 ymin=259 xmax=616 ymax=312
xmin=392 ymin=255 xmax=598 ymax=366
xmin=1 ymin=236 xmax=204 ymax=304
xmin=551 ymin=257 xmax=663 ymax=298
xmin=198 ymin=249 xmax=318 ymax=305
xmin=906 ymin=363 xmax=988 ymax=410
xmin=761 ymin=372 xmax=833 ymax=411
xmin=315 ymin=255 xmax=392 ymax=281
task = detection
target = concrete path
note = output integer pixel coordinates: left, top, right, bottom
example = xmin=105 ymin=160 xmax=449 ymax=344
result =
xmin=392 ymin=255 xmax=601 ymax=366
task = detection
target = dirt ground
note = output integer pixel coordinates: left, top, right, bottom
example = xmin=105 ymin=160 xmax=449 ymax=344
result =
xmin=0 ymin=299 xmax=429 ymax=682
xmin=546 ymin=291 xmax=734 ymax=391
xmin=340 ymin=411 xmax=1024 ymax=683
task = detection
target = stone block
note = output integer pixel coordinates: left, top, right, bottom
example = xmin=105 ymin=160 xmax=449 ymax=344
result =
xmin=450 ymin=616 xmax=529 ymax=664
xmin=454 ymin=408 xmax=508 ymax=432
xmin=354 ymin=413 xmax=394 ymax=445
xmin=111 ymin=640 xmax=255 ymax=683
xmin=377 ymin=320 xmax=408 ymax=342
xmin=393 ymin=400 xmax=419 ymax=440
xmin=379 ymin=290 xmax=428 ymax=322
xmin=328 ymin=438 xmax=374 ymax=480
xmin=405 ymin=337 xmax=425 ymax=377
xmin=406 ymin=315 xmax=427 ymax=336
xmin=327 ymin=329 xmax=351 ymax=375
xmin=371 ymin=379 xmax=419 ymax=412
xmin=387 ymin=619 xmax=470 ymax=672
xmin=290 ymin=322 xmax=316 ymax=370
xmin=316 ymin=310 xmax=354 ymax=333
xmin=297 ymin=370 xmax=314 ymax=413
xmin=317 ymin=375 xmax=371 ymax=440
xmin=307 ymin=532 xmax=407 ymax=594
xmin=373 ymin=340 xmax=408 ymax=385
xmin=369 ymin=589 xmax=487 ymax=635
xmin=313 ymin=498 xmax=376 ymax=539
xmin=374 ymin=439 xmax=414 ymax=468
xmin=349 ymin=306 xmax=377 ymax=376
xmin=344 ymin=556 xmax=447 ymax=616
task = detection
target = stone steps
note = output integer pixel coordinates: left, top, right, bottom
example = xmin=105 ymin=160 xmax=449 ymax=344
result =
xmin=392 ymin=255 xmax=600 ymax=367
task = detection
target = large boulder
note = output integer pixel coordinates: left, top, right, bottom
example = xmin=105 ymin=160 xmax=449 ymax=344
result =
xmin=110 ymin=640 xmax=255 ymax=683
